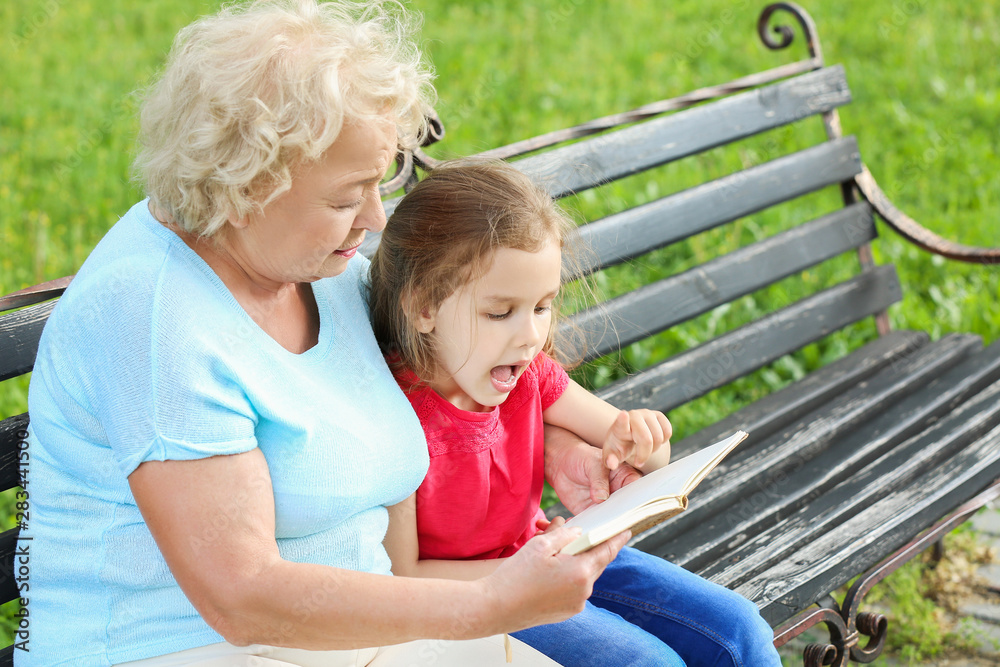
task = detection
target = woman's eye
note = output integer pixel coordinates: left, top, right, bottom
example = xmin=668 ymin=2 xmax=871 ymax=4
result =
xmin=335 ymin=197 xmax=364 ymax=211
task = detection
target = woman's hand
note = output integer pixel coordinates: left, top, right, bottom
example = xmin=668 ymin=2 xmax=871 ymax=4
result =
xmin=544 ymin=425 xmax=646 ymax=514
xmin=544 ymin=425 xmax=613 ymax=513
xmin=543 ymin=382 xmax=672 ymax=500
xmin=479 ymin=525 xmax=630 ymax=632
xmin=602 ymin=409 xmax=672 ymax=473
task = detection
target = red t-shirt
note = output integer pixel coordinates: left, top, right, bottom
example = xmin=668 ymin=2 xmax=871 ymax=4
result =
xmin=397 ymin=353 xmax=570 ymax=560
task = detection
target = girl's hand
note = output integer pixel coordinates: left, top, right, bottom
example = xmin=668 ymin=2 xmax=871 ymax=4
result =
xmin=480 ymin=525 xmax=630 ymax=632
xmin=534 ymin=515 xmax=560 ymax=535
xmin=602 ymin=409 xmax=672 ymax=471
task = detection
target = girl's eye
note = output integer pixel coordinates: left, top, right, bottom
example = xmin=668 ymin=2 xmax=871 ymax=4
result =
xmin=486 ymin=311 xmax=511 ymax=321
xmin=535 ymin=305 xmax=552 ymax=315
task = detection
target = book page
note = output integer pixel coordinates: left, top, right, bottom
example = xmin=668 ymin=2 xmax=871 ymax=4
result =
xmin=561 ymin=430 xmax=747 ymax=546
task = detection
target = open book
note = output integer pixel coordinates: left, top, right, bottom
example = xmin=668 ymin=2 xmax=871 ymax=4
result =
xmin=560 ymin=430 xmax=748 ymax=555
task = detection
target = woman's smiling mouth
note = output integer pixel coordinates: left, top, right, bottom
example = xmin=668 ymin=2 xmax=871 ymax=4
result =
xmin=334 ymin=237 xmax=364 ymax=257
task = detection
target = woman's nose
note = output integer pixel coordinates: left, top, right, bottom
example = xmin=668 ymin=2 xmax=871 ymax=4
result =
xmin=356 ymin=187 xmax=387 ymax=233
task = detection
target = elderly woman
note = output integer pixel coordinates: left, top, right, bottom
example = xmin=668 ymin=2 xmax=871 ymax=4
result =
xmin=21 ymin=1 xmax=628 ymax=665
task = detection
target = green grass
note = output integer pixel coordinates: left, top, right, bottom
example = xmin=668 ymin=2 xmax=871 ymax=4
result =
xmin=2 ymin=0 xmax=998 ymax=657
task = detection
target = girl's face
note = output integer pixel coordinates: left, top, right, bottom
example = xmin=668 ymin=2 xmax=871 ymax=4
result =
xmin=419 ymin=239 xmax=562 ymax=412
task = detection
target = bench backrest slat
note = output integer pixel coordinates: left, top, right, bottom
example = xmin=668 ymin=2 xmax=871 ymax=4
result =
xmin=516 ymin=65 xmax=851 ymax=199
xmin=566 ymin=201 xmax=877 ymax=361
xmin=575 ymin=136 xmax=863 ymax=275
xmin=368 ymin=64 xmax=852 ymax=243
xmin=0 ymin=301 xmax=58 ymax=383
xmin=357 ymin=66 xmax=882 ymax=431
xmin=0 ymin=529 xmax=18 ymax=604
xmin=0 ymin=414 xmax=28 ymax=493
xmin=595 ymin=265 xmax=902 ymax=412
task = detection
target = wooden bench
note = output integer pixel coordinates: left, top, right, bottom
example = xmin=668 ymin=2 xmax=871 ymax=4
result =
xmin=374 ymin=4 xmax=1000 ymax=664
xmin=2 ymin=3 xmax=998 ymax=665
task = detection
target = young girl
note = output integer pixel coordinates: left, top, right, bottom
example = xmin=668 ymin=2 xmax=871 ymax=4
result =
xmin=369 ymin=160 xmax=781 ymax=667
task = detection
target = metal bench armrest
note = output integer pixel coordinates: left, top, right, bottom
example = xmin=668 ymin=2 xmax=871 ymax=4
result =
xmin=855 ymin=164 xmax=1000 ymax=265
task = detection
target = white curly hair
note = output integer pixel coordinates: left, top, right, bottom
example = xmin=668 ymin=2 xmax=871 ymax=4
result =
xmin=133 ymin=0 xmax=435 ymax=236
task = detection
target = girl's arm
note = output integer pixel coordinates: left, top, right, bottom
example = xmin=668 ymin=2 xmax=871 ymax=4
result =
xmin=543 ymin=379 xmax=672 ymax=474
xmin=383 ymin=493 xmax=505 ymax=581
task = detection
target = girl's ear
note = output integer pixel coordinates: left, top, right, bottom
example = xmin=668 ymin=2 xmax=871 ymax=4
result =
xmin=401 ymin=291 xmax=436 ymax=334
xmin=415 ymin=308 xmax=436 ymax=334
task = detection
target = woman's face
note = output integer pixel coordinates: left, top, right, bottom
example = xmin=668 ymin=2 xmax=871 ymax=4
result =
xmin=232 ymin=116 xmax=397 ymax=285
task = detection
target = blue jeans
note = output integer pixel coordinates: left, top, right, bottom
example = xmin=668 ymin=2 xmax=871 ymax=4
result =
xmin=511 ymin=547 xmax=780 ymax=667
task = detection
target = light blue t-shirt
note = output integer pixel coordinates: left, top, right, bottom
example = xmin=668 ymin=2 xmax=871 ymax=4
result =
xmin=20 ymin=200 xmax=429 ymax=666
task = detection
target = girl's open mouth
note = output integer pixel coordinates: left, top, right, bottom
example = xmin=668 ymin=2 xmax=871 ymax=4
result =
xmin=490 ymin=365 xmax=518 ymax=393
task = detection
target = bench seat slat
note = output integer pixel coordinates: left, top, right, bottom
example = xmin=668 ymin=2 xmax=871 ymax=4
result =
xmin=741 ymin=417 xmax=1000 ymax=625
xmin=541 ymin=335 xmax=932 ymax=526
xmin=706 ymin=377 xmax=1000 ymax=594
xmin=575 ymin=137 xmax=864 ymax=274
xmin=567 ymin=201 xmax=876 ymax=361
xmin=596 ymin=265 xmax=903 ymax=412
xmin=659 ymin=337 xmax=1000 ymax=571
xmin=515 ymin=66 xmax=852 ymax=199
xmin=0 ymin=301 xmax=57 ymax=383
xmin=637 ymin=333 xmax=989 ymax=557
xmin=671 ymin=330 xmax=929 ymax=457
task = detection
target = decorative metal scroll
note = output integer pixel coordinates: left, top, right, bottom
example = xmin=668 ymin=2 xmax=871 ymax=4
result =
xmin=773 ymin=479 xmax=1000 ymax=665
xmin=774 ymin=601 xmax=887 ymax=666
xmin=758 ymin=2 xmax=823 ymax=64
xmin=379 ymin=111 xmax=445 ymax=196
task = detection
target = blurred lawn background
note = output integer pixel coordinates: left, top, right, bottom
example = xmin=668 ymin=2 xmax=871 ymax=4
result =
xmin=1 ymin=0 xmax=998 ymax=659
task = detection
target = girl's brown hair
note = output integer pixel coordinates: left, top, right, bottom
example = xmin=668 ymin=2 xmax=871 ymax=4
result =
xmin=369 ymin=159 xmax=579 ymax=382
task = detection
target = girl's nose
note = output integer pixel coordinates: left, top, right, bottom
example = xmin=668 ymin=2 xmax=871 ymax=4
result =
xmin=517 ymin=314 xmax=544 ymax=349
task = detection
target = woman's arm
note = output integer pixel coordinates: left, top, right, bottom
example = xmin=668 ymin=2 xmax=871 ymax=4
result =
xmin=383 ymin=493 xmax=505 ymax=581
xmin=130 ymin=449 xmax=626 ymax=649
xmin=544 ymin=379 xmax=671 ymax=474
